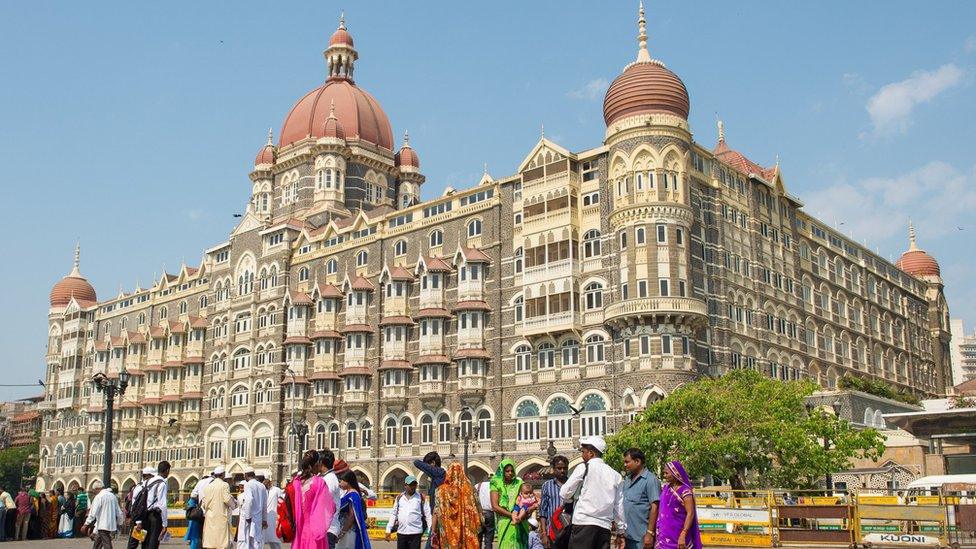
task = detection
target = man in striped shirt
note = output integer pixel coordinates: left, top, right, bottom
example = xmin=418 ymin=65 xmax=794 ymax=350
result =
xmin=538 ymin=455 xmax=569 ymax=548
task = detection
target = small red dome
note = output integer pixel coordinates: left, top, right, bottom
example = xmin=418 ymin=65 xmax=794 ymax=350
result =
xmin=329 ymin=28 xmax=353 ymax=47
xmin=279 ymin=79 xmax=392 ymax=150
xmin=254 ymin=144 xmax=275 ymax=166
xmin=897 ymin=249 xmax=940 ymax=278
xmin=50 ymin=275 xmax=96 ymax=307
xmin=395 ymin=132 xmax=419 ymax=169
xmin=322 ymin=105 xmax=346 ymax=140
xmin=603 ymin=61 xmax=690 ymax=125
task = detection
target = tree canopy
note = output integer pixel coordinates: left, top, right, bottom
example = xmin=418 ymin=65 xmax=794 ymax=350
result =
xmin=0 ymin=443 xmax=37 ymax=492
xmin=606 ymin=369 xmax=885 ymax=490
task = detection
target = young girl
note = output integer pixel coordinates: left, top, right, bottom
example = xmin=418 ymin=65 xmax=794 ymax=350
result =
xmin=511 ymin=482 xmax=538 ymax=524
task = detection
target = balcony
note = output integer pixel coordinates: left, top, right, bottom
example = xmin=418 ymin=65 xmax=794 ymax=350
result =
xmin=312 ymin=394 xmax=337 ymax=408
xmin=585 ymin=363 xmax=607 ymax=378
xmin=515 ymin=372 xmax=533 ymax=386
xmin=458 ymin=375 xmax=486 ymax=397
xmin=384 ymin=298 xmax=408 ymax=317
xmin=381 ymin=385 xmax=407 ymax=400
xmin=419 ymin=380 xmax=447 ymax=402
xmin=522 ymin=311 xmax=579 ymax=337
xmin=457 ymin=281 xmax=484 ymax=302
xmin=561 ymin=365 xmax=581 ymax=380
xmin=604 ymin=297 xmax=708 ymax=328
xmin=537 ymin=368 xmax=557 ymax=383
xmin=523 ymin=206 xmax=575 ymax=233
xmin=419 ymin=291 xmax=445 ymax=310
xmin=418 ymin=340 xmax=445 ymax=356
xmin=522 ymin=258 xmax=579 ymax=286
xmin=343 ymin=390 xmax=369 ymax=407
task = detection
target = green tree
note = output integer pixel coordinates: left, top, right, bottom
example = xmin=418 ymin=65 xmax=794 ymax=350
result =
xmin=0 ymin=443 xmax=38 ymax=492
xmin=606 ymin=369 xmax=885 ymax=490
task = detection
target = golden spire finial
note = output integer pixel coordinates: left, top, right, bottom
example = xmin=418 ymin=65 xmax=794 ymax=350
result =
xmin=909 ymin=220 xmax=918 ymax=250
xmin=637 ymin=0 xmax=651 ymax=63
xmin=717 ymin=119 xmax=725 ymax=142
xmin=338 ymin=10 xmax=346 ymax=30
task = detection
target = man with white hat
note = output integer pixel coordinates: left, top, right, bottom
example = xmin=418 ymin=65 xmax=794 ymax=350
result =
xmin=559 ymin=436 xmax=626 ymax=549
xmin=126 ymin=460 xmax=170 ymax=549
xmin=261 ymin=471 xmax=284 ymax=549
xmin=235 ymin=467 xmax=267 ymax=549
xmin=201 ymin=466 xmax=235 ymax=549
xmin=81 ymin=479 xmax=125 ymax=549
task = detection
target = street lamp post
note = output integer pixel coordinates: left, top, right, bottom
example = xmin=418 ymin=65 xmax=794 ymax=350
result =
xmin=454 ymin=424 xmax=481 ymax=481
xmin=284 ymin=368 xmax=307 ymax=473
xmin=92 ymin=369 xmax=129 ymax=487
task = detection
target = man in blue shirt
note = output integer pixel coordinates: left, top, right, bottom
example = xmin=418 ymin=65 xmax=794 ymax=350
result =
xmin=621 ymin=448 xmax=661 ymax=549
xmin=538 ymin=455 xmax=569 ymax=548
xmin=412 ymin=452 xmax=445 ymax=549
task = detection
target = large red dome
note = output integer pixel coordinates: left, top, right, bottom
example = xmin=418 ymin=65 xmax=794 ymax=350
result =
xmin=604 ymin=61 xmax=690 ymax=125
xmin=279 ymin=79 xmax=393 ymax=150
xmin=897 ymin=249 xmax=940 ymax=277
xmin=50 ymin=246 xmax=96 ymax=307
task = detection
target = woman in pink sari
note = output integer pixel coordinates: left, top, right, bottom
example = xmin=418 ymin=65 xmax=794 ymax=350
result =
xmin=655 ymin=461 xmax=702 ymax=549
xmin=290 ymin=450 xmax=337 ymax=549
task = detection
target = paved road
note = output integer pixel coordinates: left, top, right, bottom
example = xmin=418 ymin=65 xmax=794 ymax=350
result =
xmin=0 ymin=541 xmax=397 ymax=549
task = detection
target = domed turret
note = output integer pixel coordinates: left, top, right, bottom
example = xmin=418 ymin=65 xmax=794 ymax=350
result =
xmin=395 ymin=130 xmax=419 ymax=169
xmin=321 ymin=99 xmax=347 ymax=140
xmin=50 ymin=243 xmax=97 ymax=307
xmin=278 ymin=14 xmax=393 ymax=150
xmin=897 ymin=222 xmax=941 ymax=278
xmin=254 ymin=128 xmax=276 ymax=167
xmin=603 ymin=1 xmax=689 ymax=125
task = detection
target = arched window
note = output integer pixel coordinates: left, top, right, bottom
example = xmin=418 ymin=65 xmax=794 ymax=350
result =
xmin=515 ymin=345 xmax=531 ymax=372
xmin=585 ymin=335 xmax=606 ymax=363
xmin=401 ymin=417 xmax=413 ymax=445
xmin=514 ymin=296 xmax=524 ymax=322
xmin=467 ymin=219 xmax=482 ymax=238
xmin=477 ymin=410 xmax=491 ymax=440
xmin=316 ymin=424 xmax=327 ymax=449
xmin=327 ymin=259 xmax=338 ymax=275
xmin=394 ymin=240 xmax=407 ymax=257
xmin=584 ymin=283 xmax=604 ymax=310
xmin=429 ymin=230 xmax=443 ymax=248
xmin=514 ymin=248 xmax=523 ymax=274
xmin=356 ymin=250 xmax=368 ymax=267
xmin=421 ymin=415 xmax=434 ymax=444
xmin=298 ymin=267 xmax=310 ymax=282
xmin=159 ymin=307 xmax=168 ymax=320
xmin=537 ymin=342 xmax=555 ymax=369
xmin=547 ymin=397 xmax=573 ymax=440
xmin=579 ymin=394 xmax=607 ymax=436
xmin=583 ymin=230 xmax=602 ymax=258
xmin=561 ymin=339 xmax=580 ymax=366
xmin=233 ymin=348 xmax=251 ymax=370
xmin=437 ymin=413 xmax=451 ymax=443
xmin=385 ymin=417 xmax=398 ymax=446
xmin=179 ymin=301 xmax=187 ymax=315
xmin=459 ymin=410 xmax=473 ymax=437
xmin=346 ymin=421 xmax=358 ymax=449
xmin=231 ymin=385 xmax=249 ymax=407
xmin=361 ymin=421 xmax=372 ymax=448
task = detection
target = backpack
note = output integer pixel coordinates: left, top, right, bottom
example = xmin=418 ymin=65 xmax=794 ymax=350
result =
xmin=130 ymin=479 xmax=164 ymax=524
xmin=391 ymin=492 xmax=427 ymax=533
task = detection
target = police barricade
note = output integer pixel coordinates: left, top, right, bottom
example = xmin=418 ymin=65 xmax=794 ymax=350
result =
xmin=856 ymin=493 xmax=950 ymax=548
xmin=943 ymin=488 xmax=976 ymax=549
xmin=367 ymin=491 xmax=398 ymax=540
xmin=695 ymin=489 xmax=775 ymax=547
xmin=773 ymin=490 xmax=857 ymax=547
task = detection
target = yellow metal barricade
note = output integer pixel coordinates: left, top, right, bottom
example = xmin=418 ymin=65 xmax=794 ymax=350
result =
xmin=855 ymin=491 xmax=950 ymax=548
xmin=774 ymin=490 xmax=857 ymax=547
xmin=696 ymin=489 xmax=775 ymax=547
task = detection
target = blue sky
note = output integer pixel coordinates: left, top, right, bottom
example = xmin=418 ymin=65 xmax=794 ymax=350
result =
xmin=0 ymin=2 xmax=974 ymax=400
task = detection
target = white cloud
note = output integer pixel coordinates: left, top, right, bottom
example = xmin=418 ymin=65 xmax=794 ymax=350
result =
xmin=864 ymin=63 xmax=965 ymax=136
xmin=567 ymin=78 xmax=609 ymax=100
xmin=803 ymin=161 xmax=976 ymax=246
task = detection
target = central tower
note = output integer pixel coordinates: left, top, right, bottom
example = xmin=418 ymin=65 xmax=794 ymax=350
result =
xmin=602 ymin=3 xmax=706 ymax=380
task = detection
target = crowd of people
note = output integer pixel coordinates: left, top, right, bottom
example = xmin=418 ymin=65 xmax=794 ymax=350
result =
xmin=0 ymin=484 xmax=89 ymax=541
xmin=19 ymin=433 xmax=703 ymax=549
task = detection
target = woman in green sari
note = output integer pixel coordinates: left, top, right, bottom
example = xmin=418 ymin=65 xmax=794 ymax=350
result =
xmin=489 ymin=459 xmax=527 ymax=549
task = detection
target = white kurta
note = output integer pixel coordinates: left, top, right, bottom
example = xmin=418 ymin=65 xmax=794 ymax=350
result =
xmin=264 ymin=485 xmax=284 ymax=543
xmin=235 ymin=479 xmax=267 ymax=549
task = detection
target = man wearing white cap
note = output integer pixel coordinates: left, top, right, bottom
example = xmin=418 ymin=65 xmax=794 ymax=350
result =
xmin=235 ymin=468 xmax=267 ymax=549
xmin=201 ymin=466 xmax=235 ymax=549
xmin=261 ymin=471 xmax=284 ymax=549
xmin=128 ymin=460 xmax=170 ymax=549
xmin=81 ymin=479 xmax=124 ymax=549
xmin=559 ymin=436 xmax=626 ymax=549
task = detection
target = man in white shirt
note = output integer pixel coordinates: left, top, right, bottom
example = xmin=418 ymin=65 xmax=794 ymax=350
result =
xmin=260 ymin=471 xmax=284 ymax=549
xmin=191 ymin=469 xmax=216 ymax=501
xmin=319 ymin=449 xmax=342 ymax=549
xmin=128 ymin=461 xmax=170 ymax=549
xmin=236 ymin=468 xmax=267 ymax=549
xmin=385 ymin=475 xmax=431 ymax=549
xmin=559 ymin=436 xmax=626 ymax=549
xmin=82 ymin=480 xmax=125 ymax=549
xmin=476 ymin=478 xmax=494 ymax=549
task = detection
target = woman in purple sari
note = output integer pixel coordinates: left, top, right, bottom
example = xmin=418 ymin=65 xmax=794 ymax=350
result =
xmin=655 ymin=461 xmax=702 ymax=549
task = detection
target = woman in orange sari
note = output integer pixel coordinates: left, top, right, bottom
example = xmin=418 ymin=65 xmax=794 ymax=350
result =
xmin=430 ymin=463 xmax=481 ymax=549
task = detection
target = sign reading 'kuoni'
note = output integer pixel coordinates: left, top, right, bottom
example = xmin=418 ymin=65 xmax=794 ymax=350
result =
xmin=861 ymin=532 xmax=941 ymax=546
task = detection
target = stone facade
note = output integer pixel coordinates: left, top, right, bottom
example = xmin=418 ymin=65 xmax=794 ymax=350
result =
xmin=36 ymin=10 xmax=952 ymax=497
